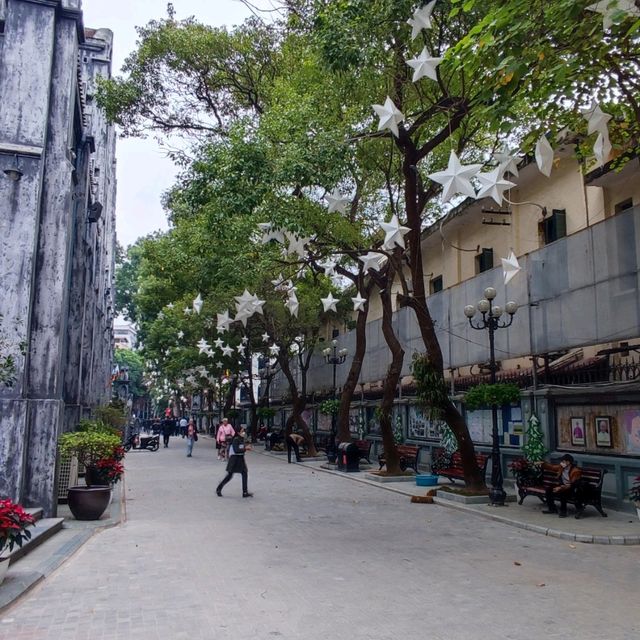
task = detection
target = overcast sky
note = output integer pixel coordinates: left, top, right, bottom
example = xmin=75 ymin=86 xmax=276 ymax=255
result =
xmin=82 ymin=0 xmax=267 ymax=249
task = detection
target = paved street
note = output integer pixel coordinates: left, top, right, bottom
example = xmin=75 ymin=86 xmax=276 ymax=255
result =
xmin=1 ymin=436 xmax=638 ymax=640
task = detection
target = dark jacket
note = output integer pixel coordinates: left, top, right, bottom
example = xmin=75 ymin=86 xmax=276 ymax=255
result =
xmin=541 ymin=462 xmax=582 ymax=491
xmin=226 ymin=435 xmax=248 ymax=474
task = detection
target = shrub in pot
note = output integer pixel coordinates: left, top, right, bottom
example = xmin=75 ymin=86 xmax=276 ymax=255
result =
xmin=0 ymin=499 xmax=36 ymax=583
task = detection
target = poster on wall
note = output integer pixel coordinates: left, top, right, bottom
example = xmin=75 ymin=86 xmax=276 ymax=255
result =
xmin=317 ymin=412 xmax=332 ymax=431
xmin=570 ymin=417 xmax=586 ymax=446
xmin=595 ymin=416 xmax=612 ymax=447
xmin=301 ymin=408 xmax=314 ymax=431
xmin=623 ymin=409 xmax=640 ymax=453
xmin=366 ymin=407 xmax=381 ymax=435
xmin=348 ymin=409 xmax=361 ymax=436
xmin=408 ymin=405 xmax=445 ymax=440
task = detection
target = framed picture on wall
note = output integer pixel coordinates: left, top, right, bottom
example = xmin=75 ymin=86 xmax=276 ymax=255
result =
xmin=595 ymin=416 xmax=612 ymax=447
xmin=570 ymin=417 xmax=585 ymax=446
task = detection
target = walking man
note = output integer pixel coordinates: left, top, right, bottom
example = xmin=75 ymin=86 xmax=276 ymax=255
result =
xmin=216 ymin=426 xmax=253 ymax=498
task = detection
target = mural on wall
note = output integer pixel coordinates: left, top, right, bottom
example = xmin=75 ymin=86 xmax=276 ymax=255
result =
xmin=555 ymin=405 xmax=638 ymax=454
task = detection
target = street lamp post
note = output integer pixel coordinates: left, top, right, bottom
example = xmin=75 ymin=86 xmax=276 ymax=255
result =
xmin=464 ymin=287 xmax=518 ymax=506
xmin=322 ymin=339 xmax=348 ymax=449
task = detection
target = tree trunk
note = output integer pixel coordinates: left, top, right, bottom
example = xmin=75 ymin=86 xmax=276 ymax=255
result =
xmin=378 ymin=266 xmax=404 ymax=475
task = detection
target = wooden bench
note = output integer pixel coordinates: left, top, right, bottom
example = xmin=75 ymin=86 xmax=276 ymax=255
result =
xmin=434 ymin=451 xmax=490 ymax=484
xmin=354 ymin=439 xmax=372 ymax=464
xmin=378 ymin=444 xmax=420 ymax=473
xmin=516 ymin=466 xmax=607 ymax=517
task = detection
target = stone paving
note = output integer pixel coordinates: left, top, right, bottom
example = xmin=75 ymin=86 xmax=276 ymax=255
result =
xmin=0 ymin=435 xmax=638 ymax=640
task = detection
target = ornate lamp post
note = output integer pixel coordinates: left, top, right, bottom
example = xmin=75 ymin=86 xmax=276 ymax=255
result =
xmin=322 ymin=339 xmax=348 ymax=448
xmin=464 ymin=287 xmax=518 ymax=506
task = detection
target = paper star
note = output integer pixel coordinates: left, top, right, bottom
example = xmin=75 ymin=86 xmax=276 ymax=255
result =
xmin=197 ymin=338 xmax=210 ymax=355
xmin=193 ymin=293 xmax=203 ymax=315
xmin=257 ymin=222 xmax=285 ymax=244
xmin=352 ymin=293 xmax=367 ymax=312
xmin=320 ymin=292 xmax=339 ymax=313
xmin=501 ymin=249 xmax=521 ymax=286
xmin=234 ymin=289 xmax=254 ymax=312
xmin=407 ymin=47 xmax=442 ymax=82
xmin=216 ymin=310 xmax=232 ymax=331
xmin=372 ymin=96 xmax=405 ymax=138
xmin=285 ymin=233 xmax=310 ymax=259
xmin=285 ymin=293 xmax=299 ymax=317
xmin=262 ymin=332 xmax=270 ymax=343
xmin=493 ymin=150 xmax=522 ymax=177
xmin=236 ymin=344 xmax=245 ymax=354
xmin=221 ymin=345 xmax=234 ymax=357
xmin=407 ymin=0 xmax=436 ymax=39
xmin=594 ymin=130 xmax=612 ymax=165
xmin=290 ymin=342 xmax=300 ymax=355
xmin=587 ymin=0 xmax=639 ymax=31
xmin=177 ymin=331 xmax=184 ymax=340
xmin=166 ymin=303 xmax=174 ymax=309
xmin=157 ymin=311 xmax=164 ymax=319
xmin=241 ymin=336 xmax=249 ymax=345
xmin=271 ymin=274 xmax=286 ymax=290
xmin=269 ymin=344 xmax=281 ymax=356
xmin=475 ymin=167 xmax=516 ymax=206
xmin=319 ymin=259 xmax=338 ymax=277
xmin=428 ymin=151 xmax=482 ymax=203
xmin=234 ymin=308 xmax=251 ymax=327
xmin=325 ymin=188 xmax=351 ymax=214
xmin=250 ymin=294 xmax=265 ymax=315
xmin=183 ymin=307 xmax=192 ymax=315
xmin=214 ymin=338 xmax=224 ymax=349
xmin=534 ymin=135 xmax=554 ymax=177
xmin=358 ymin=252 xmax=388 ymax=273
xmin=215 ymin=362 xmax=223 ymax=369
xmin=580 ymin=101 xmax=612 ymax=136
xmin=380 ymin=214 xmax=411 ymax=250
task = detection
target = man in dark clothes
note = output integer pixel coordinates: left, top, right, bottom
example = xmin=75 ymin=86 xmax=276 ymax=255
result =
xmin=216 ymin=426 xmax=253 ymax=498
xmin=162 ymin=418 xmax=173 ymax=448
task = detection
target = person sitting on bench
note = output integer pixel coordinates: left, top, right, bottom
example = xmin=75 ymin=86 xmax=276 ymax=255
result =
xmin=286 ymin=432 xmax=304 ymax=463
xmin=540 ymin=454 xmax=584 ymax=519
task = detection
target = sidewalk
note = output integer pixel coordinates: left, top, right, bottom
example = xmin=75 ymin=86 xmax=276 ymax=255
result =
xmin=260 ymin=448 xmax=640 ymax=545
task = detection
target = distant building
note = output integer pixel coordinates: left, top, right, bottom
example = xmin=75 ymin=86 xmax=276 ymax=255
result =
xmin=114 ymin=321 xmax=138 ymax=350
xmin=0 ymin=0 xmax=117 ymax=516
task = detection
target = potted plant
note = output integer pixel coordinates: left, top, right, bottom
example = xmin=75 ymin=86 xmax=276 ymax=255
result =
xmin=58 ymin=429 xmax=123 ymax=520
xmin=319 ymin=400 xmax=341 ymax=463
xmin=629 ymin=476 xmax=640 ymax=520
xmin=508 ymin=458 xmax=543 ymax=487
xmin=0 ymin=499 xmax=36 ymax=584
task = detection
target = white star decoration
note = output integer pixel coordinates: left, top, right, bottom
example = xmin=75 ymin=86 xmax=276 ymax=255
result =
xmin=183 ymin=307 xmax=191 ymax=316
xmin=493 ymin=150 xmax=522 ymax=177
xmin=534 ymin=135 xmax=554 ymax=177
xmin=381 ymin=214 xmax=411 ymax=251
xmin=580 ymin=101 xmax=612 ymax=136
xmin=214 ymin=338 xmax=224 ymax=349
xmin=594 ymin=130 xmax=612 ymax=165
xmin=359 ymin=252 xmax=388 ymax=273
xmin=257 ymin=222 xmax=285 ymax=245
xmin=325 ymin=188 xmax=351 ymax=214
xmin=407 ymin=1 xmax=436 ymax=39
xmin=197 ymin=338 xmax=210 ymax=355
xmin=475 ymin=167 xmax=516 ymax=206
xmin=587 ymin=0 xmax=640 ymax=31
xmin=166 ymin=303 xmax=174 ymax=309
xmin=269 ymin=344 xmax=280 ymax=356
xmin=407 ymin=47 xmax=442 ymax=82
xmin=351 ymin=293 xmax=367 ymax=312
xmin=221 ymin=345 xmax=234 ymax=357
xmin=177 ymin=331 xmax=184 ymax=340
xmin=284 ymin=232 xmax=310 ymax=259
xmin=428 ymin=150 xmax=482 ymax=203
xmin=321 ymin=293 xmax=339 ymax=313
xmin=285 ymin=293 xmax=299 ymax=317
xmin=372 ymin=96 xmax=404 ymax=138
xmin=193 ymin=293 xmax=203 ymax=315
xmin=501 ymin=249 xmax=521 ymax=286
xmin=216 ymin=310 xmax=232 ymax=332
xmin=262 ymin=332 xmax=270 ymax=343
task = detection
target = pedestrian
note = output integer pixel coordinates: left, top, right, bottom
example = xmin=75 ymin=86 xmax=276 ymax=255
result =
xmin=539 ymin=454 xmax=584 ymax=518
xmin=162 ymin=418 xmax=173 ymax=448
xmin=216 ymin=417 xmax=235 ymax=461
xmin=286 ymin=432 xmax=305 ymax=463
xmin=179 ymin=415 xmax=188 ymax=438
xmin=186 ymin=418 xmax=198 ymax=457
xmin=216 ymin=426 xmax=253 ymax=498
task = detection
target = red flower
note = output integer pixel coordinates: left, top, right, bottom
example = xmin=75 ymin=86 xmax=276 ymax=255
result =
xmin=0 ymin=499 xmax=36 ymax=554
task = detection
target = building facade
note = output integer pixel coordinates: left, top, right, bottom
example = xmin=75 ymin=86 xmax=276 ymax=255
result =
xmin=0 ymin=0 xmax=116 ymax=515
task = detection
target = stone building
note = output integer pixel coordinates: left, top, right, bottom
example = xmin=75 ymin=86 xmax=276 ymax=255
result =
xmin=0 ymin=0 xmax=116 ymax=516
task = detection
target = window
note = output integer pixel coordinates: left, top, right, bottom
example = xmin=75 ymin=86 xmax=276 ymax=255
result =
xmin=615 ymin=198 xmax=633 ymax=214
xmin=540 ymin=209 xmax=567 ymax=245
xmin=429 ymin=275 xmax=443 ymax=294
xmin=475 ymin=248 xmax=494 ymax=274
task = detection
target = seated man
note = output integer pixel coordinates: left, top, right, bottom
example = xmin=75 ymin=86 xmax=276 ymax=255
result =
xmin=286 ymin=432 xmax=305 ymax=463
xmin=540 ymin=454 xmax=584 ymax=519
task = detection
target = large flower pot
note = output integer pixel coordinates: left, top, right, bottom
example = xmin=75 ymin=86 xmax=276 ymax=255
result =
xmin=0 ymin=557 xmax=9 ymax=585
xmin=67 ymin=486 xmax=112 ymax=521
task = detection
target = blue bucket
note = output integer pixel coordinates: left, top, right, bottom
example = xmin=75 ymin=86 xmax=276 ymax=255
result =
xmin=415 ymin=474 xmax=439 ymax=487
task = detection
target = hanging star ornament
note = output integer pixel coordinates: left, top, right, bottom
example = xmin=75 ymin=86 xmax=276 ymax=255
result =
xmin=269 ymin=344 xmax=280 ymax=356
xmin=221 ymin=344 xmax=234 ymax=357
xmin=580 ymin=101 xmax=612 ymax=136
xmin=475 ymin=167 xmax=516 ymax=206
xmin=166 ymin=303 xmax=174 ymax=309
xmin=587 ymin=0 xmax=640 ymax=31
xmin=320 ymin=292 xmax=339 ymax=313
xmin=193 ymin=293 xmax=203 ymax=315
xmin=197 ymin=338 xmax=210 ymax=355
xmin=351 ymin=293 xmax=367 ymax=312
xmin=407 ymin=47 xmax=442 ymax=83
xmin=284 ymin=232 xmax=310 ymax=259
xmin=501 ymin=249 xmax=521 ymax=286
xmin=407 ymin=0 xmax=436 ymax=39
xmin=593 ymin=130 xmax=612 ymax=165
xmin=183 ymin=307 xmax=192 ymax=316
xmin=493 ymin=149 xmax=522 ymax=177
xmin=534 ymin=135 xmax=554 ymax=177
xmin=325 ymin=188 xmax=351 ymax=214
xmin=261 ymin=332 xmax=270 ymax=343
xmin=285 ymin=293 xmax=299 ymax=317
xmin=380 ymin=214 xmax=411 ymax=250
xmin=428 ymin=150 xmax=482 ymax=203
xmin=372 ymin=96 xmax=404 ymax=138
xmin=216 ymin=310 xmax=232 ymax=332
xmin=177 ymin=330 xmax=184 ymax=340
xmin=358 ymin=252 xmax=388 ymax=273
xmin=214 ymin=338 xmax=224 ymax=349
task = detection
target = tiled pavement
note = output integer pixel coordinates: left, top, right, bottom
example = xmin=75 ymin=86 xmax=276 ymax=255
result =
xmin=0 ymin=436 xmax=638 ymax=640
